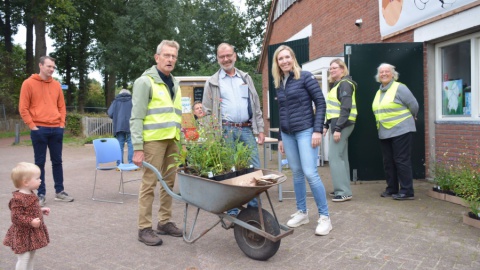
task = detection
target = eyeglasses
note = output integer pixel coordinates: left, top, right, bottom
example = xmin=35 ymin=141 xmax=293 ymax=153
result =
xmin=218 ymin=54 xmax=234 ymax=60
xmin=158 ymin=53 xmax=178 ymax=60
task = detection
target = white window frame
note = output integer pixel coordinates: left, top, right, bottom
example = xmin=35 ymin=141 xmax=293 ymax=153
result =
xmin=435 ymin=32 xmax=480 ymax=121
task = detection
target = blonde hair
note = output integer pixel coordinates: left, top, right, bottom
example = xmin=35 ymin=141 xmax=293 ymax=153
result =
xmin=328 ymin=58 xmax=349 ymax=84
xmin=271 ymin=45 xmax=301 ymax=89
xmin=11 ymin=162 xmax=41 ymax=189
xmin=375 ymin=63 xmax=399 ymax=82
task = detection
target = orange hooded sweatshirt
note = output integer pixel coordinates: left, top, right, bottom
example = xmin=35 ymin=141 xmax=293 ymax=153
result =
xmin=19 ymin=74 xmax=66 ymax=129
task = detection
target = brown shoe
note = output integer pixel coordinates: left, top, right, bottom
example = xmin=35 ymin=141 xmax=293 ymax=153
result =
xmin=138 ymin=228 xmax=163 ymax=246
xmin=157 ymin=222 xmax=182 ymax=237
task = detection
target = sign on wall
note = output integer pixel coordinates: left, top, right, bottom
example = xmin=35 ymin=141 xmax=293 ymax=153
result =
xmin=378 ymin=0 xmax=477 ymax=37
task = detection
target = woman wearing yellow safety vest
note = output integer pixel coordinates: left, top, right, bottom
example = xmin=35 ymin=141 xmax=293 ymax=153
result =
xmin=372 ymin=63 xmax=419 ymax=200
xmin=323 ymin=59 xmax=358 ymax=202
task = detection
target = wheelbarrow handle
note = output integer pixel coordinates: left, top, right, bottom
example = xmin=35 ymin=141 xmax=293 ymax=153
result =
xmin=142 ymin=161 xmax=183 ymax=202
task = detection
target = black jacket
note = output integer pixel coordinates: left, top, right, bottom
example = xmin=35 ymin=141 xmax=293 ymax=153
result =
xmin=275 ymin=71 xmax=326 ymax=140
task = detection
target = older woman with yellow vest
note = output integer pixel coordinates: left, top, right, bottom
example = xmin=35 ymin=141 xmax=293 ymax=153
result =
xmin=323 ymin=59 xmax=357 ymax=202
xmin=372 ymin=63 xmax=418 ymax=200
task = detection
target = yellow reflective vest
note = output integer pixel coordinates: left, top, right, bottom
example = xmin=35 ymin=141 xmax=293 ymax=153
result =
xmin=143 ymin=76 xmax=182 ymax=141
xmin=372 ymin=81 xmax=412 ymax=129
xmin=326 ymin=79 xmax=357 ymax=121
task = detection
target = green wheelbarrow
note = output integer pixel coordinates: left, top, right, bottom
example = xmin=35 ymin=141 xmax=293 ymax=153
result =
xmin=143 ymin=162 xmax=294 ymax=261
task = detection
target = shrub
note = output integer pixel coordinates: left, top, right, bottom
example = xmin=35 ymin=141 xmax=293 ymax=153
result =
xmin=433 ymin=161 xmax=455 ymax=192
xmin=66 ymin=113 xmax=83 ymax=136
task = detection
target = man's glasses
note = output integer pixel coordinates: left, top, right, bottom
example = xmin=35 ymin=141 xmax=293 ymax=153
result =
xmin=158 ymin=53 xmax=178 ymax=60
xmin=218 ymin=54 xmax=234 ymax=60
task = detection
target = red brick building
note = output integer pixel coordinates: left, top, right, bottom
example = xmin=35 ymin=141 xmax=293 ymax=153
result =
xmin=257 ymin=0 xmax=480 ymax=180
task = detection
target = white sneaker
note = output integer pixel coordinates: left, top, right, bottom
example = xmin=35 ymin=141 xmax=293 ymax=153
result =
xmin=286 ymin=210 xmax=309 ymax=228
xmin=315 ymin=215 xmax=332 ymax=236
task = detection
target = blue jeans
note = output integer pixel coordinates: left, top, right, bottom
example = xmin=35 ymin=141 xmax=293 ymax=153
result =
xmin=281 ymin=128 xmax=329 ymax=216
xmin=223 ymin=125 xmax=260 ymax=210
xmin=30 ymin=127 xmax=65 ymax=196
xmin=116 ymin=132 xmax=133 ymax=164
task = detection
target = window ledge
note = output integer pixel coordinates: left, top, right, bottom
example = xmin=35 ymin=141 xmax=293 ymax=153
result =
xmin=435 ymin=120 xmax=480 ymax=125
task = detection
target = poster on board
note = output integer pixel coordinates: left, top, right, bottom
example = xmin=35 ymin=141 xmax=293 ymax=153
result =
xmin=442 ymin=79 xmax=463 ymax=116
xmin=379 ymin=0 xmax=477 ymax=37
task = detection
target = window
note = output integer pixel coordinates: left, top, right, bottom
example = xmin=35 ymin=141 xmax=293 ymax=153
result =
xmin=436 ymin=33 xmax=479 ymax=120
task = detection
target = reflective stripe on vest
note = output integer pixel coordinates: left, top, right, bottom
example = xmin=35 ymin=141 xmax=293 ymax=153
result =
xmin=372 ymin=81 xmax=412 ymax=130
xmin=326 ymin=79 xmax=357 ymax=121
xmin=143 ymin=76 xmax=182 ymax=141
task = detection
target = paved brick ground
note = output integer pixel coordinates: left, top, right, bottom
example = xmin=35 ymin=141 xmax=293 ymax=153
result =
xmin=1 ymin=137 xmax=479 ymax=269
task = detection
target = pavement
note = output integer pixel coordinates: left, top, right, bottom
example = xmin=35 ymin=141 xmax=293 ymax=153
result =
xmin=0 ymin=137 xmax=479 ymax=270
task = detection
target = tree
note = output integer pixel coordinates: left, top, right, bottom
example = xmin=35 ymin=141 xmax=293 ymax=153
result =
xmin=243 ymin=0 xmax=271 ymax=58
xmin=175 ymin=0 xmax=249 ymax=73
xmin=0 ymin=44 xmax=26 ymax=114
xmin=50 ymin=0 xmax=95 ymax=113
xmin=0 ymin=0 xmax=22 ymax=53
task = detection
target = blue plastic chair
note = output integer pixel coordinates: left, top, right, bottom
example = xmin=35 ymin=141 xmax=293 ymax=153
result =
xmin=92 ymin=138 xmax=140 ymax=203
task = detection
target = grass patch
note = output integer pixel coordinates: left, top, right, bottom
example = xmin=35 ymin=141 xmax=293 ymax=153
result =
xmin=4 ymin=132 xmax=112 ymax=146
xmin=0 ymin=131 xmax=30 ymax=139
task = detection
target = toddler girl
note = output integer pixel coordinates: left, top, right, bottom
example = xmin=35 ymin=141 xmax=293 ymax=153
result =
xmin=3 ymin=162 xmax=50 ymax=270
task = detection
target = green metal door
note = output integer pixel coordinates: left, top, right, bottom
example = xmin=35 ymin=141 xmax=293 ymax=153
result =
xmin=346 ymin=43 xmax=425 ymax=180
xmin=268 ymin=38 xmax=309 ymax=134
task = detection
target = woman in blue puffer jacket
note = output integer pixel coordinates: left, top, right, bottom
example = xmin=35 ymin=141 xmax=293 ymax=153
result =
xmin=272 ymin=45 xmax=331 ymax=236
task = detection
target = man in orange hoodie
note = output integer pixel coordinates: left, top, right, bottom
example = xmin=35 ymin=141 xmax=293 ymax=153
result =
xmin=19 ymin=56 xmax=74 ymax=207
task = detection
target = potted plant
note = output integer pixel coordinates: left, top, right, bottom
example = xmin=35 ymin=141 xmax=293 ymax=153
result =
xmin=168 ymin=116 xmax=247 ymax=181
xmin=463 ymin=200 xmax=480 ymax=229
xmin=428 ymin=162 xmax=450 ymax=200
xmin=233 ymin=139 xmax=253 ymax=176
xmin=428 ymin=152 xmax=477 ymax=207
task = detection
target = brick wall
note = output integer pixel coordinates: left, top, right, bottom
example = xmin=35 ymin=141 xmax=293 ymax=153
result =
xmin=261 ymin=0 xmax=477 ymax=179
xmin=435 ymin=123 xmax=480 ymax=161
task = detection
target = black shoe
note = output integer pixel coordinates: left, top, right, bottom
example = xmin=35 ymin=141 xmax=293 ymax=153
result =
xmin=332 ymin=195 xmax=352 ymax=202
xmin=380 ymin=191 xmax=395 ymax=197
xmin=392 ymin=193 xmax=414 ymax=200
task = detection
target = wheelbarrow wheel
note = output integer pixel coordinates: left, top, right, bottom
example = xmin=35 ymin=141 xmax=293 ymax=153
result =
xmin=234 ymin=207 xmax=281 ymax=261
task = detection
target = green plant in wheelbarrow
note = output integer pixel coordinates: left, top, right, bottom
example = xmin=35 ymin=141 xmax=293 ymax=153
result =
xmin=169 ymin=118 xmax=251 ymax=180
xmin=233 ymin=139 xmax=253 ymax=176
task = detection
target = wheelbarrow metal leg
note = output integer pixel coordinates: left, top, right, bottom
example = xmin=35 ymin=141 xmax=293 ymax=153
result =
xmin=256 ymin=194 xmax=266 ymax=231
xmin=264 ymin=190 xmax=281 ymax=228
xmin=182 ymin=203 xmax=222 ymax=244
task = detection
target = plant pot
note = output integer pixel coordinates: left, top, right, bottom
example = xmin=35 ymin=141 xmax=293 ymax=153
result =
xmin=445 ymin=193 xmax=469 ymax=207
xmin=246 ymin=167 xmax=255 ymax=173
xmin=213 ymin=171 xmax=237 ymax=181
xmin=427 ymin=189 xmax=446 ymax=201
xmin=463 ymin=212 xmax=480 ymax=229
xmin=236 ymin=168 xmax=247 ymax=176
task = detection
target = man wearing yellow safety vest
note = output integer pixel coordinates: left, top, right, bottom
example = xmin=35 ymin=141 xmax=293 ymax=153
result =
xmin=324 ymin=59 xmax=358 ymax=203
xmin=372 ymin=63 xmax=419 ymax=201
xmin=131 ymin=40 xmax=183 ymax=246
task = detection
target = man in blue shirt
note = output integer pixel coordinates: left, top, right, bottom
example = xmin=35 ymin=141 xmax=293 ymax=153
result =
xmin=203 ymin=43 xmax=265 ymax=215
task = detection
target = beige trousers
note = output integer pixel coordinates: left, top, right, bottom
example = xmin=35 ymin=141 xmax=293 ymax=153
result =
xmin=138 ymin=139 xmax=178 ymax=229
